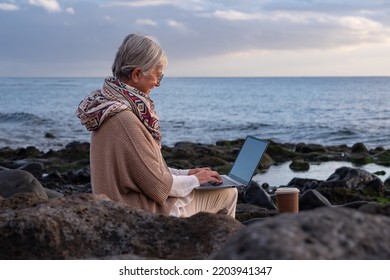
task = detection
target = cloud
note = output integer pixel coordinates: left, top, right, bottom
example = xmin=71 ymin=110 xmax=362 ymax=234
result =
xmin=0 ymin=2 xmax=19 ymax=11
xmin=100 ymin=0 xmax=178 ymax=8
xmin=28 ymin=0 xmax=61 ymax=12
xmin=166 ymin=19 xmax=188 ymax=31
xmin=213 ymin=9 xmax=261 ymax=21
xmin=203 ymin=7 xmax=390 ymax=52
xmin=1 ymin=0 xmax=390 ymax=77
xmin=66 ymin=7 xmax=75 ymax=15
xmin=136 ymin=18 xmax=158 ymax=26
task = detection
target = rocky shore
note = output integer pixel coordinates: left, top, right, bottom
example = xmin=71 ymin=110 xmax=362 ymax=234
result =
xmin=1 ymin=139 xmax=390 ymax=259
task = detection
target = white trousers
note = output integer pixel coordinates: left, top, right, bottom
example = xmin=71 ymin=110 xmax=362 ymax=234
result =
xmin=178 ymin=188 xmax=238 ymax=218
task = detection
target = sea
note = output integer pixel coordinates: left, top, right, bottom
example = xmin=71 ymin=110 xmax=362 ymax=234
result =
xmin=1 ymin=77 xmax=389 ymax=185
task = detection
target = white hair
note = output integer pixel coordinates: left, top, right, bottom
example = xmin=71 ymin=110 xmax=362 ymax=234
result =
xmin=112 ymin=33 xmax=168 ymax=78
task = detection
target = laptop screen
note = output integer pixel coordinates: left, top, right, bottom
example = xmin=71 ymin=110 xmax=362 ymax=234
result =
xmin=228 ymin=136 xmax=269 ymax=185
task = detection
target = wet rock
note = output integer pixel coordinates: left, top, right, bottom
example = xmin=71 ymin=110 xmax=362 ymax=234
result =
xmin=299 ymin=189 xmax=332 ymax=211
xmin=340 ymin=201 xmax=390 ymax=216
xmin=235 ymin=203 xmax=278 ymax=223
xmin=44 ymin=188 xmax=64 ymax=198
xmin=16 ymin=146 xmax=42 ymax=158
xmin=0 ymin=166 xmax=8 ymax=172
xmin=296 ymin=143 xmax=327 ymax=153
xmin=17 ymin=162 xmax=44 ymax=179
xmin=68 ymin=167 xmax=91 ymax=184
xmin=287 ymin=178 xmax=323 ymax=192
xmin=351 ymin=142 xmax=368 ymax=153
xmin=45 ymin=132 xmax=56 ymax=139
xmin=385 ymin=176 xmax=390 ymax=190
xmin=0 ymin=169 xmax=48 ymax=200
xmin=211 ymin=207 xmax=390 ymax=259
xmin=322 ymin=166 xmax=384 ymax=195
xmin=0 ymin=193 xmax=243 ymax=260
xmin=242 ymin=181 xmax=277 ymax=210
xmin=265 ymin=141 xmax=296 ymax=162
xmin=0 ymin=192 xmax=45 ymax=210
xmin=289 ymin=158 xmax=310 ymax=171
xmin=375 ymin=150 xmax=390 ymax=167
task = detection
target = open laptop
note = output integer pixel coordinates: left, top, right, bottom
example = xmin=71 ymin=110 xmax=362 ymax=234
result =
xmin=195 ymin=136 xmax=269 ymax=190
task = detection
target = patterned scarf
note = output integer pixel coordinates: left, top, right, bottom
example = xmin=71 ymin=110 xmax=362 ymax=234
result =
xmin=75 ymin=77 xmax=161 ymax=144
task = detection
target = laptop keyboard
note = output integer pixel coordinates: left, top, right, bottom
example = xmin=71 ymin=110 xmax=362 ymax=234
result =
xmin=221 ymin=175 xmax=240 ymax=186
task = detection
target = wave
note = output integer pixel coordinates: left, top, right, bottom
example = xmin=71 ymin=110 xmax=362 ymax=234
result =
xmin=212 ymin=122 xmax=272 ymax=132
xmin=0 ymin=112 xmax=52 ymax=125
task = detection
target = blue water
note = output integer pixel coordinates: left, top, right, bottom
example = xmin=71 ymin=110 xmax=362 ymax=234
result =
xmin=0 ymin=77 xmax=389 ymax=152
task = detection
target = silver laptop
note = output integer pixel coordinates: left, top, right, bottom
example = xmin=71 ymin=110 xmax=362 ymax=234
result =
xmin=195 ymin=136 xmax=269 ymax=190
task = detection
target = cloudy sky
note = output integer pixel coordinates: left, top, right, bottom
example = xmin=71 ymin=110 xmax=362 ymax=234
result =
xmin=1 ymin=0 xmax=390 ymax=77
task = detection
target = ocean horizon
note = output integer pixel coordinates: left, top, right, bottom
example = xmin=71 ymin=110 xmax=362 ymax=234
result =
xmin=0 ymin=76 xmax=389 ymax=152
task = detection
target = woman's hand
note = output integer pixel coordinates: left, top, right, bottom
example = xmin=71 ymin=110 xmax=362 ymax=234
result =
xmin=188 ymin=167 xmax=211 ymax=175
xmin=189 ymin=167 xmax=222 ymax=185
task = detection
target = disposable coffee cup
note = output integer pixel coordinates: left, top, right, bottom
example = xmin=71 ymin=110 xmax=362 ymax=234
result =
xmin=275 ymin=187 xmax=300 ymax=213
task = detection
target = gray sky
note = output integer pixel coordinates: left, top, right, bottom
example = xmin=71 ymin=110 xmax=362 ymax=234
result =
xmin=1 ymin=0 xmax=390 ymax=77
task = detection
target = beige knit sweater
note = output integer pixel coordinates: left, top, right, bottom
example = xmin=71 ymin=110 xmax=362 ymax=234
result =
xmin=90 ymin=110 xmax=177 ymax=215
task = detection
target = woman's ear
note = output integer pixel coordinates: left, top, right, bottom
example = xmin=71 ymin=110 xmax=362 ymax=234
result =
xmin=131 ymin=68 xmax=142 ymax=83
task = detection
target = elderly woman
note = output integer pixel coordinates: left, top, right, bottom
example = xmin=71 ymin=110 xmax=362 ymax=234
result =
xmin=76 ymin=33 xmax=237 ymax=217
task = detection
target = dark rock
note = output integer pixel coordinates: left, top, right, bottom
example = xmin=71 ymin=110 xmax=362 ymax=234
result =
xmin=299 ymin=189 xmax=332 ymax=211
xmin=235 ymin=203 xmax=278 ymax=223
xmin=0 ymin=170 xmax=48 ymax=200
xmin=287 ymin=178 xmax=323 ymax=192
xmin=265 ymin=141 xmax=296 ymax=162
xmin=16 ymin=146 xmax=42 ymax=158
xmin=351 ymin=142 xmax=368 ymax=153
xmin=0 ymin=192 xmax=45 ymax=210
xmin=45 ymin=141 xmax=90 ymax=161
xmin=354 ymin=202 xmax=390 ymax=216
xmin=0 ymin=166 xmax=9 ymax=172
xmin=385 ymin=176 xmax=390 ymax=190
xmin=211 ymin=207 xmax=390 ymax=259
xmin=340 ymin=201 xmax=390 ymax=216
xmin=75 ymin=183 xmax=92 ymax=193
xmin=375 ymin=150 xmax=390 ymax=167
xmin=45 ymin=132 xmax=56 ymax=139
xmin=322 ymin=166 xmax=384 ymax=194
xmin=0 ymin=147 xmax=18 ymax=160
xmin=350 ymin=154 xmax=374 ymax=165
xmin=296 ymin=143 xmax=327 ymax=153
xmin=241 ymin=217 xmax=270 ymax=225
xmin=242 ymin=181 xmax=277 ymax=210
xmin=0 ymin=193 xmax=244 ymax=260
xmin=289 ymin=158 xmax=310 ymax=171
xmin=17 ymin=162 xmax=44 ymax=179
xmin=44 ymin=188 xmax=64 ymax=198
xmin=373 ymin=170 xmax=386 ymax=176
xmin=259 ymin=153 xmax=274 ymax=169
xmin=45 ymin=170 xmax=62 ymax=181
xmin=68 ymin=167 xmax=91 ymax=184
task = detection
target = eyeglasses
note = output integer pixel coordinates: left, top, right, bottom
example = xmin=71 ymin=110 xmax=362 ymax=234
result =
xmin=157 ymin=73 xmax=164 ymax=85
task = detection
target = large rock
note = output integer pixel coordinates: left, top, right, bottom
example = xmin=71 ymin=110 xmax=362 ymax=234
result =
xmin=0 ymin=169 xmax=48 ymax=200
xmin=323 ymin=166 xmax=383 ymax=194
xmin=211 ymin=207 xmax=390 ymax=259
xmin=299 ymin=189 xmax=333 ymax=211
xmin=0 ymin=193 xmax=243 ymax=260
xmin=242 ymin=181 xmax=277 ymax=210
xmin=289 ymin=167 xmax=386 ymax=205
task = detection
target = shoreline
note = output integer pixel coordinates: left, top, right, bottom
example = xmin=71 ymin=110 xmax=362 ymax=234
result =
xmin=1 ymin=138 xmax=389 ymax=168
xmin=0 ymin=138 xmax=389 ymax=190
xmin=1 ymin=138 xmax=390 ymax=260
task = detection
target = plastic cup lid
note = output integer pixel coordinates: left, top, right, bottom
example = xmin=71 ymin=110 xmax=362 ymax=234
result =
xmin=275 ymin=187 xmax=300 ymax=194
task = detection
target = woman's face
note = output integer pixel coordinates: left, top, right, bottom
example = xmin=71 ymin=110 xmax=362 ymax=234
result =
xmin=134 ymin=66 xmax=164 ymax=94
